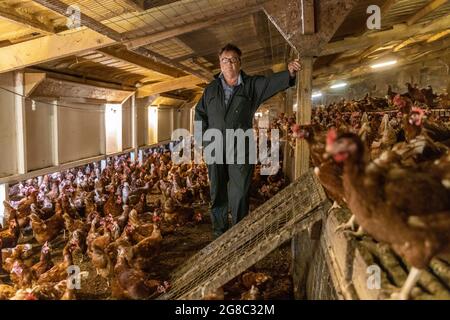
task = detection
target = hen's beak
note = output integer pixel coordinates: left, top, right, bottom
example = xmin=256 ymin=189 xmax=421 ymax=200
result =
xmin=324 ymin=142 xmax=334 ymax=159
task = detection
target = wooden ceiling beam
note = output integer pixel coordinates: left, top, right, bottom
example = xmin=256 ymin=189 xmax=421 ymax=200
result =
xmin=27 ymin=67 xmax=136 ymax=91
xmin=33 ymin=0 xmax=122 ymax=41
xmin=144 ymin=0 xmax=182 ymax=10
xmin=0 ymin=29 xmax=114 ymax=73
xmin=53 ymin=63 xmax=142 ymax=87
xmin=133 ymin=47 xmax=213 ymax=81
xmin=99 ymin=46 xmax=185 ymax=78
xmin=189 ymin=57 xmax=214 ymax=75
xmin=31 ymin=77 xmax=133 ymax=102
xmin=0 ymin=3 xmax=55 ymax=34
xmin=406 ymin=0 xmax=448 ymax=26
xmin=122 ymin=0 xmax=145 ymax=12
xmin=24 ymin=72 xmax=46 ymax=96
xmin=137 ymin=75 xmax=205 ymax=98
xmin=160 ymin=92 xmax=192 ymax=101
xmin=426 ymin=29 xmax=450 ymax=42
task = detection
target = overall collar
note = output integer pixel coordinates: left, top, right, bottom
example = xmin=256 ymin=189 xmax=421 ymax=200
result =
xmin=215 ymin=71 xmax=246 ymax=86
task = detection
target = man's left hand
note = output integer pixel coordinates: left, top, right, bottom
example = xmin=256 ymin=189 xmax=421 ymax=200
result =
xmin=288 ymin=59 xmax=302 ymax=78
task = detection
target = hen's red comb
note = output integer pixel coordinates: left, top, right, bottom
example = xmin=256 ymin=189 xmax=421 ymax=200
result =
xmin=25 ymin=293 xmax=38 ymax=300
xmin=326 ymin=128 xmax=338 ymax=146
xmin=411 ymin=106 xmax=425 ymax=117
xmin=291 ymin=124 xmax=300 ymax=132
xmin=393 ymin=94 xmax=410 ymax=110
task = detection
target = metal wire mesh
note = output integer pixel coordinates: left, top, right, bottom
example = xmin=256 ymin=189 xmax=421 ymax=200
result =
xmin=158 ymin=169 xmax=329 ymax=300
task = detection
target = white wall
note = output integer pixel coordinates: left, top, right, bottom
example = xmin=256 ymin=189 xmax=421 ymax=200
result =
xmin=58 ymin=102 xmax=103 ymax=163
xmin=173 ymin=106 xmax=192 ymax=132
xmin=0 ymin=80 xmax=193 ymax=184
xmin=105 ymin=104 xmax=122 ymax=154
xmin=0 ymin=72 xmax=18 ymax=177
xmin=147 ymin=107 xmax=158 ymax=144
xmin=181 ymin=107 xmax=191 ymax=131
xmin=26 ymin=100 xmax=54 ymax=171
xmin=158 ymin=108 xmax=173 ymax=142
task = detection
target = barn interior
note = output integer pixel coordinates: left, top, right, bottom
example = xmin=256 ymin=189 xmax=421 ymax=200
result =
xmin=0 ymin=0 xmax=449 ymax=300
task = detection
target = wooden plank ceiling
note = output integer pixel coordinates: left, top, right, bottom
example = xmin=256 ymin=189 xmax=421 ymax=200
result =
xmin=0 ymin=0 xmax=448 ymax=106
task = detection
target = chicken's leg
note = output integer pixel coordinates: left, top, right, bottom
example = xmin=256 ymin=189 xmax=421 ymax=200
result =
xmin=390 ymin=267 xmax=421 ymax=300
xmin=335 ymin=214 xmax=357 ymax=232
xmin=345 ymin=225 xmax=365 ymax=238
xmin=328 ymin=201 xmax=341 ymax=214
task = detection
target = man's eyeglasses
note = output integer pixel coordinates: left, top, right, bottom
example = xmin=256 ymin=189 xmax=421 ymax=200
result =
xmin=220 ymin=57 xmax=240 ymax=65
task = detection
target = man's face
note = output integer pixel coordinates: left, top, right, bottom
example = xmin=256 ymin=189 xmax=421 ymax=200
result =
xmin=219 ymin=50 xmax=241 ymax=79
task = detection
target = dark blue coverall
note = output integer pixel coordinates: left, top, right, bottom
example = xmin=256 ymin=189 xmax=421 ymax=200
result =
xmin=194 ymin=70 xmax=295 ymax=238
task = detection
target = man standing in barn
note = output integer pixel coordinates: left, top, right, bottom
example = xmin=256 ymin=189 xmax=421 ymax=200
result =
xmin=195 ymin=43 xmax=301 ymax=238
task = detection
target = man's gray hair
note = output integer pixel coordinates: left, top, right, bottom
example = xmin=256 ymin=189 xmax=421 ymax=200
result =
xmin=219 ymin=43 xmax=242 ymax=57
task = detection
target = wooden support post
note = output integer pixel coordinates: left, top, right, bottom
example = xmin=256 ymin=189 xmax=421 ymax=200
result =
xmin=14 ymin=71 xmax=27 ymax=174
xmin=189 ymin=107 xmax=194 ymax=134
xmin=51 ymin=100 xmax=60 ymax=166
xmin=282 ymin=89 xmax=294 ymax=181
xmin=286 ymin=88 xmax=294 ymax=116
xmin=170 ymin=108 xmax=175 ymax=136
xmin=131 ymin=93 xmax=139 ymax=161
xmin=0 ymin=183 xmax=8 ymax=225
xmin=301 ymin=0 xmax=315 ymax=35
xmin=294 ymin=56 xmax=313 ymax=179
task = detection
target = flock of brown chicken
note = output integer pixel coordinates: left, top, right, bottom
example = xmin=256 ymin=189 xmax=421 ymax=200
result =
xmin=0 ymin=141 xmax=286 ymax=300
xmin=283 ymin=84 xmax=450 ymax=299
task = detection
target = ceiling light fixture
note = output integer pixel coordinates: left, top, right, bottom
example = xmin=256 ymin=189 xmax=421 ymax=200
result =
xmin=370 ymin=60 xmax=397 ymax=69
